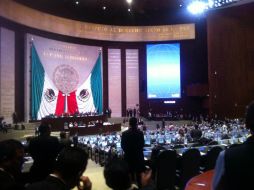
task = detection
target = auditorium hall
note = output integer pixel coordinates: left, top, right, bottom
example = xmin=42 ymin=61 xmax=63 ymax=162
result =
xmin=0 ymin=0 xmax=254 ymax=190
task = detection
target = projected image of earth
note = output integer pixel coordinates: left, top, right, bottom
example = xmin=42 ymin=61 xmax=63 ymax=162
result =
xmin=147 ymin=43 xmax=181 ymax=99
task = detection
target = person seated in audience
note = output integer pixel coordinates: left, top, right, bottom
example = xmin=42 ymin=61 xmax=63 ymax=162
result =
xmin=69 ymin=122 xmax=74 ymax=128
xmin=59 ymin=131 xmax=72 ymax=149
xmin=27 ymin=147 xmax=91 ymax=190
xmin=156 ymin=124 xmax=160 ymax=132
xmin=104 ymin=159 xmax=154 ymax=190
xmin=221 ymin=122 xmax=228 ymax=133
xmin=72 ymin=134 xmax=79 ymax=147
xmin=190 ymin=124 xmax=202 ymax=142
xmin=74 ymin=121 xmax=78 ymax=128
xmin=174 ymin=128 xmax=185 ymax=143
xmin=0 ymin=139 xmax=25 ymax=190
xmin=142 ymin=125 xmax=147 ymax=133
xmin=63 ymin=122 xmax=69 ymax=131
xmin=138 ymin=118 xmax=144 ymax=125
xmin=28 ymin=123 xmax=61 ymax=183
xmin=213 ymin=101 xmax=254 ymax=190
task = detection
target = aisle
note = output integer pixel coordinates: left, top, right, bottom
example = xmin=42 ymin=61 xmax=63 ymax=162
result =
xmin=81 ymin=159 xmax=110 ymax=190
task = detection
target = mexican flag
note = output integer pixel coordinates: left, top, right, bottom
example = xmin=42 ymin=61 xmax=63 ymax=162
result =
xmin=31 ymin=43 xmax=102 ymax=120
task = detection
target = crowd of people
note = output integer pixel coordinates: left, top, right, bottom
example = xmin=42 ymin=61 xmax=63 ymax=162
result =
xmin=0 ymin=121 xmax=154 ymax=190
xmin=126 ymin=108 xmax=139 ymax=118
xmin=1 ymin=101 xmax=254 ymax=190
xmin=0 ymin=124 xmax=92 ymax=190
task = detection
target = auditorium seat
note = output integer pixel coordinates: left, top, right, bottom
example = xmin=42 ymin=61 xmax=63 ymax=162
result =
xmin=176 ymin=148 xmax=201 ymax=190
xmin=202 ymin=146 xmax=223 ymax=171
xmin=155 ymin=149 xmax=177 ymax=190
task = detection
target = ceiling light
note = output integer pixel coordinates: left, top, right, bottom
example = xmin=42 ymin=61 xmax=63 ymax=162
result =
xmin=75 ymin=1 xmax=79 ymax=5
xmin=102 ymin=6 xmax=106 ymax=10
xmin=208 ymin=0 xmax=214 ymax=7
xmin=187 ymin=1 xmax=207 ymax=14
xmin=126 ymin=0 xmax=132 ymax=4
xmin=128 ymin=8 xmax=131 ymax=12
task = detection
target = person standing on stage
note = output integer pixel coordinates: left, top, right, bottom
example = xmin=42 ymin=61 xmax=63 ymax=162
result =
xmin=133 ymin=108 xmax=137 ymax=118
xmin=126 ymin=108 xmax=130 ymax=118
xmin=121 ymin=117 xmax=145 ymax=185
xmin=108 ymin=107 xmax=112 ymax=118
xmin=129 ymin=109 xmax=133 ymax=117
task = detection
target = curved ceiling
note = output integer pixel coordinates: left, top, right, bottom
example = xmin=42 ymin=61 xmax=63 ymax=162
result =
xmin=14 ymin=0 xmax=197 ymax=26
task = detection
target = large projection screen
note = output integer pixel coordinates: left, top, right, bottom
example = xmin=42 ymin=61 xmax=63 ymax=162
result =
xmin=146 ymin=43 xmax=181 ymax=99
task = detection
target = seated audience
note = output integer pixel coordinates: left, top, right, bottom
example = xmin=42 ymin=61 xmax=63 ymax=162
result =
xmin=0 ymin=139 xmax=25 ymax=190
xmin=27 ymin=146 xmax=91 ymax=190
xmin=213 ymin=101 xmax=254 ymax=190
xmin=190 ymin=124 xmax=202 ymax=142
xmin=104 ymin=159 xmax=154 ymax=190
xmin=28 ymin=123 xmax=61 ymax=183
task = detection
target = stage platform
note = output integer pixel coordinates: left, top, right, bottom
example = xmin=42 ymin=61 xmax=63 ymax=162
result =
xmin=41 ymin=115 xmax=121 ymax=136
xmin=0 ymin=118 xmax=192 ymax=141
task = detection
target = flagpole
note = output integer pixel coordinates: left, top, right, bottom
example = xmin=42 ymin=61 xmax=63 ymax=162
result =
xmin=29 ymin=38 xmax=33 ymax=121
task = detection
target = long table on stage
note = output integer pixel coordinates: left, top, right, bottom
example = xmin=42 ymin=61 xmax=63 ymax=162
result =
xmin=41 ymin=115 xmax=121 ymax=136
xmin=41 ymin=115 xmax=107 ymax=131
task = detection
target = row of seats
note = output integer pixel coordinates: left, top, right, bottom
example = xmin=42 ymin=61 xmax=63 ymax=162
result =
xmin=153 ymin=146 xmax=224 ymax=190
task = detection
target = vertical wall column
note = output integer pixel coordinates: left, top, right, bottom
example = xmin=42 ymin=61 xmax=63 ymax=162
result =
xmin=108 ymin=49 xmax=122 ymax=117
xmin=0 ymin=27 xmax=15 ymax=123
xmin=126 ymin=49 xmax=139 ymax=115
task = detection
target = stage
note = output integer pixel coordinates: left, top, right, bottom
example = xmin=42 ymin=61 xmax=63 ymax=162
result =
xmin=41 ymin=115 xmax=121 ymax=136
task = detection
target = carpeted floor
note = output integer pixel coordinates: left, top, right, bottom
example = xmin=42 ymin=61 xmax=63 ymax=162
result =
xmin=81 ymin=159 xmax=111 ymax=190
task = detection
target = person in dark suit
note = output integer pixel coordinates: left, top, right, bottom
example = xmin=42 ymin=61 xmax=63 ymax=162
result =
xmin=0 ymin=139 xmax=25 ymax=190
xmin=59 ymin=131 xmax=72 ymax=149
xmin=12 ymin=112 xmax=18 ymax=125
xmin=129 ymin=109 xmax=133 ymax=117
xmin=27 ymin=146 xmax=91 ymax=190
xmin=121 ymin=117 xmax=145 ymax=185
xmin=190 ymin=124 xmax=202 ymax=142
xmin=28 ymin=123 xmax=61 ymax=183
xmin=213 ymin=101 xmax=254 ymax=190
xmin=161 ymin=119 xmax=165 ymax=129
xmin=104 ymin=159 xmax=154 ymax=190
xmin=133 ymin=108 xmax=137 ymax=118
xmin=108 ymin=107 xmax=112 ymax=118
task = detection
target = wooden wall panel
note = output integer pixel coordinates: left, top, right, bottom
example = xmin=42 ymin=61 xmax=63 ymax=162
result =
xmin=207 ymin=4 xmax=254 ymax=118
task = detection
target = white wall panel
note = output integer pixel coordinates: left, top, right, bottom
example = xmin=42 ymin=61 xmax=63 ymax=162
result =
xmin=108 ymin=49 xmax=122 ymax=117
xmin=0 ymin=27 xmax=15 ymax=123
xmin=126 ymin=49 xmax=139 ymax=113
